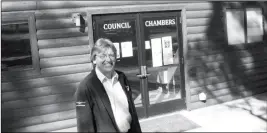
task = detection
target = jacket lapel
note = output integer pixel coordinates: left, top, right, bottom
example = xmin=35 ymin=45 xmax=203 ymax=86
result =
xmin=91 ymin=69 xmax=119 ymax=131
xmin=117 ymin=72 xmax=134 ymax=114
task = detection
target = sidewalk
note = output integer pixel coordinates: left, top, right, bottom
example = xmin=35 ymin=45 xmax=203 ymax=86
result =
xmin=139 ymin=92 xmax=267 ymax=132
xmin=53 ymin=92 xmax=267 ymax=132
xmin=183 ymin=92 xmax=267 ymax=132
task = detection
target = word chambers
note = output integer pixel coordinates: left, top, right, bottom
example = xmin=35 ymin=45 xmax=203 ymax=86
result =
xmin=103 ymin=19 xmax=176 ymax=30
xmin=145 ymin=19 xmax=176 ymax=27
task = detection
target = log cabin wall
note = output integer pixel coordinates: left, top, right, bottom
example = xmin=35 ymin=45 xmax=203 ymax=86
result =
xmin=1 ymin=1 xmax=267 ymax=132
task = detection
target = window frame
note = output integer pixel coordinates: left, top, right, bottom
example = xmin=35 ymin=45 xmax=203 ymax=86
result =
xmin=223 ymin=3 xmax=265 ymax=46
xmin=1 ymin=12 xmax=40 ymax=74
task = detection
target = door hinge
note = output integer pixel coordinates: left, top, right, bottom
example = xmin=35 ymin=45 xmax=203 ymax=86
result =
xmin=181 ymin=57 xmax=184 ymax=64
xmin=180 ymin=17 xmax=182 ymax=23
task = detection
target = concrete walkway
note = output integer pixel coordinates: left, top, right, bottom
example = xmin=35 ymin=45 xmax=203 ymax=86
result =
xmin=182 ymin=92 xmax=267 ymax=132
xmin=53 ymin=92 xmax=267 ymax=132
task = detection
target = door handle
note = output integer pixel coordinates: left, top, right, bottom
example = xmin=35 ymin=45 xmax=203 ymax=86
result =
xmin=136 ymin=65 xmax=150 ymax=78
xmin=136 ymin=73 xmax=151 ymax=78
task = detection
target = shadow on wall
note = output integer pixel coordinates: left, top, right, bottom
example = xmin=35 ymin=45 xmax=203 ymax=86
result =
xmin=187 ymin=1 xmax=267 ymax=121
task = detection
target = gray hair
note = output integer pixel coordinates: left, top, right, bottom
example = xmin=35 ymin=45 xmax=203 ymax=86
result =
xmin=90 ymin=38 xmax=117 ymax=62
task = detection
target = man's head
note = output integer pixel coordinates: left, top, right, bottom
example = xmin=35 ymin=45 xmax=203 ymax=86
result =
xmin=90 ymin=38 xmax=117 ymax=75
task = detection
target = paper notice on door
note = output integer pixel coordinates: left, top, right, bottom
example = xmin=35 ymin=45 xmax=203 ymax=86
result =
xmin=121 ymin=41 xmax=133 ymax=57
xmin=145 ymin=41 xmax=151 ymax=49
xmin=113 ymin=42 xmax=120 ymax=59
xmin=151 ymin=38 xmax=163 ymax=67
xmin=162 ymin=36 xmax=173 ymax=65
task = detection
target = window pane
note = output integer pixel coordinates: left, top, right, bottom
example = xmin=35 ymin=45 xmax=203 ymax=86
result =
xmin=246 ymin=8 xmax=263 ymax=43
xmin=1 ymin=23 xmax=32 ymax=71
xmin=226 ymin=9 xmax=245 ymax=45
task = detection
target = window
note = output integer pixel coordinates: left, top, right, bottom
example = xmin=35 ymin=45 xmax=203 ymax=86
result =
xmin=1 ymin=13 xmax=39 ymax=72
xmin=225 ymin=6 xmax=264 ymax=45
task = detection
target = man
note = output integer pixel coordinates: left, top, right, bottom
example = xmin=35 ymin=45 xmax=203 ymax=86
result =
xmin=75 ymin=38 xmax=142 ymax=132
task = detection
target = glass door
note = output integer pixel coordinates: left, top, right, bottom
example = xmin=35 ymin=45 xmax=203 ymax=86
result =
xmin=92 ymin=11 xmax=185 ymax=118
xmin=140 ymin=11 xmax=186 ymax=116
xmin=92 ymin=14 xmax=146 ymax=118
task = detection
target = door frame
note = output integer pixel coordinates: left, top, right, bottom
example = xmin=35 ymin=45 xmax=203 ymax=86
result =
xmin=87 ymin=3 xmax=191 ymax=111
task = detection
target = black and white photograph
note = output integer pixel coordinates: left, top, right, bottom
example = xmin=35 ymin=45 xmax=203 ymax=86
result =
xmin=1 ymin=1 xmax=267 ymax=132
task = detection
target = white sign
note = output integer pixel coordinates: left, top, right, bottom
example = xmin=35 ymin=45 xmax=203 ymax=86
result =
xmin=103 ymin=22 xmax=131 ymax=30
xmin=113 ymin=42 xmax=120 ymax=59
xmin=145 ymin=41 xmax=151 ymax=49
xmin=151 ymin=38 xmax=163 ymax=67
xmin=145 ymin=19 xmax=176 ymax=27
xmin=162 ymin=36 xmax=173 ymax=65
xmin=121 ymin=41 xmax=133 ymax=57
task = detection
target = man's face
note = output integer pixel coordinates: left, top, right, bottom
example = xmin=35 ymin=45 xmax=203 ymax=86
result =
xmin=94 ymin=48 xmax=116 ymax=74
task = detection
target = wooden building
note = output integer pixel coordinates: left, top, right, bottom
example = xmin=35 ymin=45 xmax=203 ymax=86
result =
xmin=1 ymin=1 xmax=267 ymax=132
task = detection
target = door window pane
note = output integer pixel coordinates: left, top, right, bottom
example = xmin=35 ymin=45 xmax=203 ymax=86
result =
xmin=94 ymin=16 xmax=142 ymax=107
xmin=143 ymin=15 xmax=182 ymax=105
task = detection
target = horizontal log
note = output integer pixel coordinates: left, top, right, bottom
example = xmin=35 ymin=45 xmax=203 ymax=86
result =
xmin=1 ymin=69 xmax=43 ymax=83
xmin=39 ymin=45 xmax=90 ymax=58
xmin=187 ymin=26 xmax=208 ymax=34
xmin=245 ymin=64 xmax=267 ymax=74
xmin=36 ymin=18 xmax=88 ymax=30
xmin=189 ymin=94 xmax=240 ymax=110
xmin=188 ymin=26 xmax=224 ymax=35
xmin=187 ymin=33 xmax=224 ymax=42
xmin=187 ymin=49 xmax=224 ymax=59
xmin=40 ymin=54 xmax=90 ymax=68
xmin=240 ymin=54 xmax=267 ymax=64
xmin=186 ymin=10 xmax=214 ymax=19
xmin=3 ymin=110 xmax=76 ymax=130
xmin=190 ymin=81 xmax=236 ymax=95
xmin=188 ymin=53 xmax=224 ymax=64
xmin=41 ymin=63 xmax=93 ymax=77
xmin=189 ymin=74 xmax=234 ymax=88
xmin=33 ymin=2 xmax=184 ymax=19
xmin=1 ymin=72 xmax=88 ymax=92
xmin=2 ymin=24 xmax=29 ymax=33
xmin=2 ymin=82 xmax=79 ymax=102
xmin=187 ymin=18 xmax=210 ymax=27
xmin=2 ymin=101 xmax=75 ymax=120
xmin=52 ymin=127 xmax=77 ymax=132
xmin=38 ymin=36 xmax=88 ymax=49
xmin=186 ymin=2 xmax=213 ymax=11
xmin=36 ymin=1 xmax=182 ymax=10
xmin=1 ymin=1 xmax=37 ymax=12
xmin=190 ymin=86 xmax=267 ymax=103
xmin=1 ymin=33 xmax=29 ymax=40
xmin=191 ymin=88 xmax=235 ymax=102
xmin=12 ymin=118 xmax=76 ymax=132
xmin=37 ymin=27 xmax=88 ymax=40
xmin=187 ymin=40 xmax=226 ymax=50
xmin=2 ymin=93 xmax=74 ymax=110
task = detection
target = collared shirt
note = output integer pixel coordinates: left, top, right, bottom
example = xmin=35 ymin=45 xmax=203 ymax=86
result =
xmin=95 ymin=67 xmax=132 ymax=132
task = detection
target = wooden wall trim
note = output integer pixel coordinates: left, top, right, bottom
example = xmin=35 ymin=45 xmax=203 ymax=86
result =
xmin=29 ymin=13 xmax=41 ymax=73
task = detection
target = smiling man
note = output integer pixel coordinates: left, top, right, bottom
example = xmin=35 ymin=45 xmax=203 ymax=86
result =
xmin=75 ymin=38 xmax=142 ymax=132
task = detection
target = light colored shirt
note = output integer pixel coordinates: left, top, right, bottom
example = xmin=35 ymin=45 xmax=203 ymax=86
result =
xmin=95 ymin=67 xmax=132 ymax=132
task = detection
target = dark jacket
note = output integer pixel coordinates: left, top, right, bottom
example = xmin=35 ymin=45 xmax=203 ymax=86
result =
xmin=75 ymin=69 xmax=142 ymax=132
